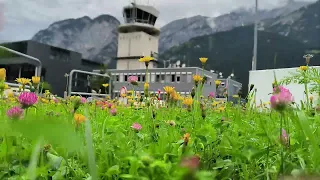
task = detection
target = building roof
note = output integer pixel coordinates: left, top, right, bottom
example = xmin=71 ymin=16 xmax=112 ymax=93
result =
xmin=114 ymin=56 xmax=162 ymax=65
xmin=0 ymin=44 xmax=41 ymax=66
xmin=81 ymin=58 xmax=103 ymax=65
xmin=0 ymin=57 xmax=41 ymax=66
xmin=1 ymin=40 xmax=103 ymax=64
xmin=0 ymin=40 xmax=85 ymax=55
xmin=106 ymin=66 xmax=216 ymax=75
xmin=124 ymin=4 xmax=160 ymax=17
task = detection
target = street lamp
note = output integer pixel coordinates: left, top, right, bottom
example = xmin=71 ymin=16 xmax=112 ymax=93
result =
xmin=163 ymin=59 xmax=171 ymax=68
xmin=303 ymin=54 xmax=313 ymax=65
xmin=251 ymin=0 xmax=258 ymax=71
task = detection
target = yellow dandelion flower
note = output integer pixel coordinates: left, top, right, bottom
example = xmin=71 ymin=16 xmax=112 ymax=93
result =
xmin=183 ymin=133 xmax=191 ymax=145
xmin=199 ymin=57 xmax=208 ymax=64
xmin=102 ymin=83 xmax=109 ymax=87
xmin=263 ymin=102 xmax=270 ymax=105
xmin=144 ymin=82 xmax=149 ymax=89
xmin=171 ymin=91 xmax=180 ymax=100
xmin=163 ymin=86 xmax=175 ymax=94
xmin=215 ymin=80 xmax=221 ymax=86
xmin=310 ymin=96 xmax=313 ymax=101
xmin=193 ymin=74 xmax=202 ymax=82
xmin=299 ymin=66 xmax=308 ymax=71
xmin=41 ymin=98 xmax=49 ymax=103
xmin=16 ymin=78 xmax=31 ymax=85
xmin=128 ymin=99 xmax=135 ymax=104
xmin=183 ymin=97 xmax=193 ymax=106
xmin=32 ymin=76 xmax=40 ymax=84
xmin=7 ymin=91 xmax=14 ymax=98
xmin=0 ymin=68 xmax=6 ymax=81
xmin=218 ymin=106 xmax=225 ymax=111
xmin=212 ymin=102 xmax=219 ymax=107
xmin=74 ymin=113 xmax=86 ymax=124
xmin=139 ymin=56 xmax=154 ymax=63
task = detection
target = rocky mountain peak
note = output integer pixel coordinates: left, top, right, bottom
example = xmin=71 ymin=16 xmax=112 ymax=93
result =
xmin=158 ymin=0 xmax=312 ymax=53
xmin=32 ymin=15 xmax=120 ymax=64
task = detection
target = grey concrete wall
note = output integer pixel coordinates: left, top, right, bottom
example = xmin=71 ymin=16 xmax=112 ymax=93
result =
xmin=216 ymin=78 xmax=242 ymax=98
xmin=203 ymin=84 xmax=216 ymax=97
xmin=226 ymin=78 xmax=242 ymax=96
xmin=0 ymin=57 xmax=40 ymax=65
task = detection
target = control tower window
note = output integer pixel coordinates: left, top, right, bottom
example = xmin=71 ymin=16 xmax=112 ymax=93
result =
xmin=136 ymin=9 xmax=150 ymax=24
xmin=137 ymin=9 xmax=143 ymax=23
xmin=124 ymin=9 xmax=130 ymax=19
xmin=149 ymin=15 xmax=157 ymax=25
xmin=124 ymin=8 xmax=134 ymax=23
xmin=142 ymin=11 xmax=149 ymax=22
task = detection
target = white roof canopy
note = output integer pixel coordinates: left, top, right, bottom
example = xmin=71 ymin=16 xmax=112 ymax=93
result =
xmin=124 ymin=4 xmax=160 ymax=17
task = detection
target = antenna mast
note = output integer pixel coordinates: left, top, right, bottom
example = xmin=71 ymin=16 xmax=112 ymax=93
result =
xmin=251 ymin=0 xmax=258 ymax=71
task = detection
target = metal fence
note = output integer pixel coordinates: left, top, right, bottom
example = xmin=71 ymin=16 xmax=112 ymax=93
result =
xmin=0 ymin=46 xmax=42 ymax=77
xmin=67 ymin=69 xmax=111 ymax=97
xmin=5 ymin=82 xmax=30 ymax=89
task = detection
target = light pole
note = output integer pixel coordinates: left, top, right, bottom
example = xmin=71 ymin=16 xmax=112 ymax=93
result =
xmin=251 ymin=0 xmax=258 ymax=71
xmin=163 ymin=60 xmax=171 ymax=68
xmin=303 ymin=54 xmax=313 ymax=65
xmin=230 ymin=73 xmax=234 ymax=78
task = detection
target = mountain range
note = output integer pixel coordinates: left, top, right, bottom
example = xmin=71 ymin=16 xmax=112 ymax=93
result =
xmin=31 ymin=0 xmax=315 ymax=63
xmin=32 ymin=15 xmax=119 ymax=65
xmin=160 ymin=25 xmax=319 ymax=94
xmin=160 ymin=0 xmax=320 ymax=93
xmin=30 ymin=0 xmax=320 ymax=93
xmin=159 ymin=0 xmax=311 ymax=52
xmin=265 ymin=0 xmax=320 ymax=47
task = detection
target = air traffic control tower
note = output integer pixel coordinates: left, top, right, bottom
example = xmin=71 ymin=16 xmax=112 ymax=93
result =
xmin=116 ymin=2 xmax=160 ymax=70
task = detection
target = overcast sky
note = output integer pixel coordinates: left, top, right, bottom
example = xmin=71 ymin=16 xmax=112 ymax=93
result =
xmin=0 ymin=0 xmax=316 ymax=41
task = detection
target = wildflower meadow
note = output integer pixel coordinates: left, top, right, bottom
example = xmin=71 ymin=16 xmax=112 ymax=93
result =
xmin=0 ymin=57 xmax=320 ymax=180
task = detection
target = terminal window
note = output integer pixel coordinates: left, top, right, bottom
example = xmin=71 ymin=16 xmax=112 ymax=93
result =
xmin=114 ymin=75 xmax=119 ymax=81
xmin=187 ymin=74 xmax=192 ymax=83
xmin=176 ymin=75 xmax=181 ymax=82
xmin=171 ymin=75 xmax=175 ymax=82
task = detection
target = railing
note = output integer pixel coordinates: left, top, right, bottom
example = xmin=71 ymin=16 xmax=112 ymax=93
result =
xmin=5 ymin=82 xmax=30 ymax=89
xmin=0 ymin=46 xmax=42 ymax=77
xmin=215 ymin=98 xmax=227 ymax=101
xmin=69 ymin=92 xmax=108 ymax=97
xmin=68 ymin=69 xmax=111 ymax=97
